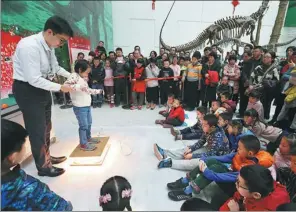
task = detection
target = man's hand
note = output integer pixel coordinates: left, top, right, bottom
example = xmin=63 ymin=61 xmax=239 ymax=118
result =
xmin=184 ymin=147 xmax=192 ymax=155
xmin=184 ymin=153 xmax=192 ymax=160
xmin=199 ymin=160 xmax=207 ymax=172
xmin=60 ymin=85 xmax=73 ymax=93
xmin=227 ymin=199 xmax=239 ymax=211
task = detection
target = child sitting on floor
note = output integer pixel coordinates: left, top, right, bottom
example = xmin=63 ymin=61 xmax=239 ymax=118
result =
xmin=166 ymin=135 xmax=274 ymax=201
xmin=155 ymin=99 xmax=185 ymax=128
xmin=154 ymin=114 xmax=230 ymax=171
xmin=159 ymin=93 xmax=175 ymax=117
xmin=211 ymin=100 xmax=226 ymax=117
xmin=227 ymin=120 xmax=254 ymax=152
xmin=277 ymin=142 xmax=296 ymax=202
xmin=274 ymin=133 xmax=296 ymax=168
xmin=64 ymin=59 xmax=104 ymax=151
xmin=244 ymin=109 xmax=285 ymax=154
xmin=180 ymin=198 xmax=215 ymax=211
xmin=171 ymin=106 xmax=207 ymax=141
xmin=218 ymin=112 xmax=233 ymax=133
xmin=246 ymin=90 xmax=264 ymax=122
xmin=220 ymin=165 xmax=290 ymax=211
xmin=1 ymin=119 xmax=72 ymax=211
xmin=99 ymin=176 xmax=132 ymax=211
xmin=221 ymin=92 xmax=237 ymax=113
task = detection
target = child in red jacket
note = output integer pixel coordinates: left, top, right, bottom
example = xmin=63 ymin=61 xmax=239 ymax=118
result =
xmin=131 ymin=58 xmax=146 ymax=110
xmin=155 ymin=99 xmax=185 ymax=128
xmin=220 ymin=165 xmax=290 ymax=211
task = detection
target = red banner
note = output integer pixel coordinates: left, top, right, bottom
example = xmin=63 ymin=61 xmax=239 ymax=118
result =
xmin=1 ymin=31 xmax=22 ymax=98
xmin=68 ymin=36 xmax=91 ymax=64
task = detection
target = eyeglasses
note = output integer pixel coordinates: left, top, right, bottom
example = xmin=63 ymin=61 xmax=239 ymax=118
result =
xmin=53 ymin=32 xmax=67 ymax=45
xmin=235 ymin=179 xmax=249 ymax=190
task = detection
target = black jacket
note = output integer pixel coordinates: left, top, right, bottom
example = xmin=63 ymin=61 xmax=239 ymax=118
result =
xmin=113 ymin=61 xmax=129 ymax=77
xmin=91 ymin=65 xmax=105 ymax=84
xmin=158 ymin=67 xmax=174 ymax=86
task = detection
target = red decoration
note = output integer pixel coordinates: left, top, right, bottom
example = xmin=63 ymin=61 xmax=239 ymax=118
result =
xmin=152 ymin=0 xmax=155 ymax=10
xmin=232 ymin=0 xmax=239 ymax=15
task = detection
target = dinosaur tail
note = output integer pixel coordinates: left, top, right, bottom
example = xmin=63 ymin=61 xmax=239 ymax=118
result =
xmin=159 ymin=1 xmax=176 ymax=51
xmin=250 ymin=0 xmax=270 ymax=21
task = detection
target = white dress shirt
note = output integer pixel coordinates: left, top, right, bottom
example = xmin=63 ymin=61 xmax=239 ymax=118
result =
xmin=13 ymin=32 xmax=70 ymax=92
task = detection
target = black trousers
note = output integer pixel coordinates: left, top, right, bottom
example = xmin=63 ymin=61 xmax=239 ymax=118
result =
xmin=261 ymin=88 xmax=275 ymax=119
xmin=12 ymin=80 xmax=52 ymax=171
xmin=172 ymin=81 xmax=180 ymax=98
xmin=272 ymin=93 xmax=285 ymax=121
xmin=239 ymin=84 xmax=249 ymax=116
xmin=114 ymin=78 xmax=127 ymax=106
xmin=160 ymin=82 xmax=172 ymax=105
xmin=146 ymin=86 xmax=159 ymax=104
xmin=184 ymin=81 xmax=200 ymax=109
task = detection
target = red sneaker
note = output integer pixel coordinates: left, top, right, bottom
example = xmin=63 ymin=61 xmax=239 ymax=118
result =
xmin=138 ymin=106 xmax=142 ymax=110
xmin=110 ymin=103 xmax=114 ymax=108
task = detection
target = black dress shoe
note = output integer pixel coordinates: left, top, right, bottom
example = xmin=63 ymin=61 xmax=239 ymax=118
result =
xmin=50 ymin=156 xmax=67 ymax=164
xmin=38 ymin=166 xmax=65 ymax=177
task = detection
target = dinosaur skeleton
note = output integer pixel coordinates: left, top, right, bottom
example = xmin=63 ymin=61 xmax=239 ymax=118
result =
xmin=160 ymin=0 xmax=270 ymax=52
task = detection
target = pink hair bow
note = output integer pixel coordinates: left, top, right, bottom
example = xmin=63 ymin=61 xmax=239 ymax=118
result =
xmin=121 ymin=189 xmax=132 ymax=198
xmin=99 ymin=193 xmax=112 ymax=205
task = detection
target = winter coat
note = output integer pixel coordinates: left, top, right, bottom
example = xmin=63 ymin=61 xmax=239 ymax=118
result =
xmin=167 ymin=106 xmax=185 ymax=122
xmin=91 ymin=64 xmax=105 ymax=84
xmin=220 ymin=182 xmax=290 ymax=211
xmin=223 ymin=64 xmax=240 ymax=94
xmin=145 ymin=64 xmax=160 ymax=87
xmin=228 ymin=127 xmax=254 ymax=152
xmin=132 ymin=66 xmax=146 ymax=93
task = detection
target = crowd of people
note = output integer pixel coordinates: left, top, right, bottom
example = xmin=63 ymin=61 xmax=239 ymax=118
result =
xmin=2 ymin=14 xmax=296 ymax=211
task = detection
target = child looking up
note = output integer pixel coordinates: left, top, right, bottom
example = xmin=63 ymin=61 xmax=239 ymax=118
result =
xmin=155 ymin=99 xmax=185 ymax=128
xmin=166 ymin=135 xmax=274 ymax=201
xmin=64 ymin=59 xmax=104 ymax=151
xmin=154 ymin=114 xmax=229 ymax=171
xmin=246 ymin=90 xmax=264 ymax=122
xmin=244 ymin=109 xmax=284 ymax=154
xmin=211 ymin=100 xmax=226 ymax=117
xmin=274 ymin=133 xmax=296 ymax=168
xmin=99 ymin=176 xmax=132 ymax=211
xmin=220 ymin=165 xmax=290 ymax=211
xmin=1 ymin=119 xmax=72 ymax=211
xmin=171 ymin=106 xmax=207 ymax=141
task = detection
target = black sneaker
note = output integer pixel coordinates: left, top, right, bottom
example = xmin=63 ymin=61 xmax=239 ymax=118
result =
xmin=168 ymin=189 xmax=192 ymax=201
xmin=157 ymin=158 xmax=172 ymax=168
xmin=167 ymin=178 xmax=188 ymax=190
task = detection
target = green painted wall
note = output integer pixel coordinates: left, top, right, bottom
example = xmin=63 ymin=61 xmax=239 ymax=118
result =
xmin=284 ymin=1 xmax=296 ymax=27
xmin=1 ymin=1 xmax=114 ymax=51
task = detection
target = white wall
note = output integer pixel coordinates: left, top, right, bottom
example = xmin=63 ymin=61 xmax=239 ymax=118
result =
xmin=112 ymin=1 xmax=293 ymax=57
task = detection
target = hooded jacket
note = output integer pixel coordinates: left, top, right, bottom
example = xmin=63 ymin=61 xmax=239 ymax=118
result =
xmin=228 ymin=127 xmax=254 ymax=152
xmin=220 ymin=182 xmax=290 ymax=211
xmin=1 ymin=165 xmax=72 ymax=211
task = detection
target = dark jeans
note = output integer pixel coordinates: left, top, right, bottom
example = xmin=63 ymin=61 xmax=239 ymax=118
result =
xmin=180 ymin=127 xmax=203 ymax=140
xmin=272 ymin=93 xmax=285 ymax=121
xmin=165 ymin=117 xmax=183 ymax=126
xmin=73 ymin=106 xmax=92 ymax=146
xmin=146 ymin=86 xmax=159 ymax=104
xmin=12 ymin=80 xmax=52 ymax=171
xmin=172 ymin=81 xmax=180 ymax=98
xmin=105 ymin=86 xmax=114 ymax=104
xmin=185 ymin=81 xmax=200 ymax=109
xmin=239 ymin=85 xmax=248 ymax=116
xmin=160 ymin=83 xmax=172 ymax=105
xmin=114 ymin=78 xmax=127 ymax=106
xmin=91 ymin=83 xmax=104 ymax=104
xmin=261 ymin=88 xmax=275 ymax=119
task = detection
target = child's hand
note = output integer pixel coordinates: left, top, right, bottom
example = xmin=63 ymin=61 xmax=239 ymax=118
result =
xmin=184 ymin=147 xmax=192 ymax=155
xmin=199 ymin=160 xmax=207 ymax=172
xmin=227 ymin=199 xmax=239 ymax=211
xmin=184 ymin=153 xmax=192 ymax=160
xmin=132 ymin=79 xmax=136 ymax=81
xmin=99 ymin=89 xmax=105 ymax=95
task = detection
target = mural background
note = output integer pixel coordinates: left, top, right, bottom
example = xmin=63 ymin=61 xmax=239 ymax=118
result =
xmin=1 ymin=1 xmax=114 ymax=98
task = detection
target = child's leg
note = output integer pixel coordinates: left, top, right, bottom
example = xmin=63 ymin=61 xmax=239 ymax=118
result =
xmin=138 ymin=92 xmax=145 ymax=106
xmin=182 ymin=131 xmax=203 ymax=140
xmin=110 ymin=86 xmax=115 ymax=104
xmin=98 ymin=84 xmax=104 ymax=105
xmin=132 ymin=92 xmax=138 ymax=106
xmin=91 ymin=84 xmax=99 ymax=105
xmin=73 ymin=107 xmax=89 ymax=146
xmin=86 ymin=106 xmax=92 ymax=140
xmin=165 ymin=117 xmax=183 ymax=126
xmin=180 ymin=127 xmax=192 ymax=134
xmin=160 ymin=85 xmax=166 ymax=105
xmin=106 ymin=86 xmax=111 ymax=102
xmin=152 ymin=86 xmax=159 ymax=105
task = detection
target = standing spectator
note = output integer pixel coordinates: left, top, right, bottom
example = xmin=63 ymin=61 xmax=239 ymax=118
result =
xmin=90 ymin=57 xmax=105 ymax=108
xmin=170 ymin=56 xmax=181 ymax=97
xmin=145 ymin=58 xmax=160 ymax=110
xmin=158 ymin=59 xmax=174 ymax=106
xmin=131 ymin=59 xmax=146 ymax=110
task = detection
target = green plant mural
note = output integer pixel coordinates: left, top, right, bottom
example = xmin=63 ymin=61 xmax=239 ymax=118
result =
xmin=1 ymin=1 xmax=114 ymax=51
xmin=284 ymin=1 xmax=296 ymax=27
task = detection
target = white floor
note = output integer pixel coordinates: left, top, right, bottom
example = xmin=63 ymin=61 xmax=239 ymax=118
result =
xmin=22 ymin=104 xmax=199 ymax=211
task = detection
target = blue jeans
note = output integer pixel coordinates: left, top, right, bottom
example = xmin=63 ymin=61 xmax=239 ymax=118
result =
xmin=73 ymin=106 xmax=92 ymax=145
xmin=91 ymin=83 xmax=104 ymax=104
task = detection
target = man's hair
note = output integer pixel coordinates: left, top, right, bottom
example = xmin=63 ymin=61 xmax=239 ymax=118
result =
xmin=93 ymin=56 xmax=100 ymax=61
xmin=116 ymin=47 xmax=123 ymax=52
xmin=109 ymin=51 xmax=115 ymax=55
xmin=1 ymin=119 xmax=28 ymax=161
xmin=240 ymin=165 xmax=274 ymax=198
xmin=219 ymin=112 xmax=233 ymax=121
xmin=163 ymin=59 xmax=170 ymax=63
xmin=239 ymin=135 xmax=261 ymax=153
xmin=180 ymin=198 xmax=214 ymax=211
xmin=212 ymin=100 xmax=221 ymax=106
xmin=254 ymin=45 xmax=263 ymax=51
xmin=245 ymin=44 xmax=253 ymax=50
xmin=211 ymin=44 xmax=218 ymax=48
xmin=44 ymin=15 xmax=73 ymax=37
xmin=203 ymin=114 xmax=218 ymax=127
xmin=196 ymin=106 xmax=207 ymax=115
xmin=204 ymin=47 xmax=211 ymax=52
xmin=221 ymin=92 xmax=231 ymax=100
xmin=77 ymin=52 xmax=84 ymax=57
xmin=243 ymin=51 xmax=253 ymax=57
